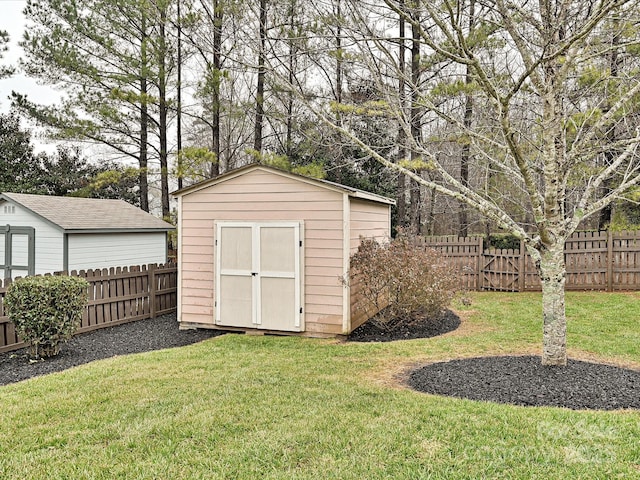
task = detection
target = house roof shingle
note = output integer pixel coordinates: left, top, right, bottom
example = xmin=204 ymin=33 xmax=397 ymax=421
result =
xmin=0 ymin=193 xmax=174 ymax=232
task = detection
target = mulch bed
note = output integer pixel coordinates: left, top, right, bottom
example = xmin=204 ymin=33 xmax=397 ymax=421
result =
xmin=349 ymin=310 xmax=640 ymax=411
xmin=0 ymin=314 xmax=225 ymax=386
xmin=347 ymin=310 xmax=461 ymax=342
xmin=408 ymin=356 xmax=640 ymax=411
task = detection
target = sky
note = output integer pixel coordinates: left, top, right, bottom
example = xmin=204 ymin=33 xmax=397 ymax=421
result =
xmin=0 ymin=0 xmax=58 ymax=114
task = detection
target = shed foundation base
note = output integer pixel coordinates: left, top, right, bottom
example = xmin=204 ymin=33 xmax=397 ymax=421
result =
xmin=178 ymin=322 xmax=337 ymax=339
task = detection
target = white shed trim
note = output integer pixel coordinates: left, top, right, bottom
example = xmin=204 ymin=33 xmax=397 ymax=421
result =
xmin=342 ymin=193 xmax=351 ymax=334
xmin=173 ymin=164 xmax=396 ymax=207
xmin=177 ymin=195 xmax=183 ymax=324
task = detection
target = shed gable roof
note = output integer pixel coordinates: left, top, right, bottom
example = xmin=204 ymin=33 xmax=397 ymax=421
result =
xmin=172 ymin=164 xmax=396 ymax=205
xmin=0 ymin=193 xmax=174 ymax=232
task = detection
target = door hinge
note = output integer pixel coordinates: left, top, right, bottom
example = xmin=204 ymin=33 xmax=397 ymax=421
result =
xmin=215 ymin=239 xmax=218 ymax=246
xmin=299 ymin=240 xmax=302 ymax=247
xmin=300 ymin=307 xmax=303 ymax=314
xmin=214 ymin=301 xmax=217 ymax=307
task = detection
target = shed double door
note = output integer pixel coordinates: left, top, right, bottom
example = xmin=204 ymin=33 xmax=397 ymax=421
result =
xmin=215 ymin=222 xmax=302 ymax=332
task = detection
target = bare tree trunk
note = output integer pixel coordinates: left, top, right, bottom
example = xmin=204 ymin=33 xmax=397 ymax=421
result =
xmin=536 ymin=242 xmax=567 ymax=366
xmin=331 ymin=0 xmax=344 ymax=184
xmin=253 ymin=0 xmax=267 ymax=154
xmin=598 ymin=23 xmax=621 ymax=229
xmin=538 ymin=35 xmax=568 ymax=364
xmin=158 ymin=3 xmax=170 ymax=218
xmin=409 ymin=3 xmax=421 ymax=232
xmin=459 ymin=78 xmax=472 ymax=236
xmin=211 ymin=0 xmax=223 ymax=176
xmin=458 ymin=0 xmax=475 ymax=237
xmin=395 ymin=0 xmax=407 ymax=228
xmin=425 ymin=177 xmax=436 ymax=235
xmin=285 ymin=0 xmax=297 ymax=158
xmin=335 ymin=0 xmax=342 ymax=108
xmin=139 ymin=12 xmax=149 ymax=212
xmin=176 ymin=0 xmax=183 ymax=190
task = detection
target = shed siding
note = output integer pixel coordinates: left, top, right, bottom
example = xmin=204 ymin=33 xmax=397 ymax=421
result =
xmin=349 ymin=199 xmax=391 ymax=252
xmin=0 ymin=202 xmax=64 ymax=274
xmin=68 ymin=232 xmax=167 ymax=271
xmin=348 ymin=198 xmax=392 ymax=330
xmin=179 ymin=169 xmax=345 ymax=333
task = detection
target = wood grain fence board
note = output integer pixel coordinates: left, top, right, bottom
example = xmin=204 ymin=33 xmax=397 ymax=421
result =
xmin=141 ymin=266 xmax=150 ymax=317
xmin=123 ymin=267 xmax=132 ymax=318
xmin=0 ymin=262 xmax=177 ymax=354
xmin=98 ymin=268 xmax=108 ymax=324
xmin=109 ymin=267 xmax=118 ymax=324
xmin=417 ymin=236 xmax=482 ymax=291
xmin=85 ymin=270 xmax=97 ymax=328
xmin=116 ymin=267 xmax=124 ymax=320
xmin=611 ymin=232 xmax=640 ymax=290
xmin=422 ymin=231 xmax=640 ymax=292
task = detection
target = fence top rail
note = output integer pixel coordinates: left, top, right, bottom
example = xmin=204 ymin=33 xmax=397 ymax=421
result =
xmin=484 ymin=248 xmax=520 ymax=255
xmin=569 ymin=231 xmax=608 ymax=239
xmin=416 ymin=235 xmax=482 ymax=243
xmin=1 ymin=262 xmax=176 ymax=285
xmin=421 ymin=231 xmax=640 ymax=244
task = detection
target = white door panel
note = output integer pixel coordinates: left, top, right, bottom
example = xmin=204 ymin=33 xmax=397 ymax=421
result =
xmin=217 ymin=225 xmax=254 ymax=327
xmin=216 ymin=222 xmax=302 ymax=332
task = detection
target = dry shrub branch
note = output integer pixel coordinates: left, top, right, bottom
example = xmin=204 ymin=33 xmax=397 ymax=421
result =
xmin=347 ymin=233 xmax=460 ymax=330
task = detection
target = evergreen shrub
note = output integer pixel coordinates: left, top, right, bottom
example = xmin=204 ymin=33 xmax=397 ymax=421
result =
xmin=4 ymin=275 xmax=89 ymax=359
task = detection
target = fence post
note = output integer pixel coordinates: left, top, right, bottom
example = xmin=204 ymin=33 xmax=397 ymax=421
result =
xmin=149 ymin=264 xmax=157 ymax=319
xmin=607 ymin=230 xmax=614 ymax=292
xmin=476 ymin=236 xmax=483 ymax=291
xmin=518 ymin=239 xmax=526 ymax=292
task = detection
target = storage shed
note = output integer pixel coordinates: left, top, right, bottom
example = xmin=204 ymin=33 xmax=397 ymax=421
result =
xmin=0 ymin=193 xmax=174 ymax=279
xmin=174 ymin=164 xmax=395 ymax=337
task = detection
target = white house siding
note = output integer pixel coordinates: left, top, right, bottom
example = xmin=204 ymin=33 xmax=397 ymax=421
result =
xmin=179 ymin=168 xmax=346 ymax=335
xmin=0 ymin=202 xmax=64 ymax=275
xmin=67 ymin=232 xmax=167 ymax=271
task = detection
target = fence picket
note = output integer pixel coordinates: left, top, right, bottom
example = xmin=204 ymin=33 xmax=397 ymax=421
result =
xmin=0 ymin=262 xmax=177 ymax=353
xmin=421 ymin=231 xmax=640 ymax=293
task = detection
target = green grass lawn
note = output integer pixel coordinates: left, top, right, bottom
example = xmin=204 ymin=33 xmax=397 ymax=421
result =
xmin=1 ymin=292 xmax=639 ymax=479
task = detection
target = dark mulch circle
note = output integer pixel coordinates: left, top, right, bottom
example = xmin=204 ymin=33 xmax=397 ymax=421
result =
xmin=348 ymin=310 xmax=461 ymax=342
xmin=348 ymin=310 xmax=639 ymax=411
xmin=408 ymin=355 xmax=640 ymax=411
xmin=0 ymin=314 xmax=225 ymax=386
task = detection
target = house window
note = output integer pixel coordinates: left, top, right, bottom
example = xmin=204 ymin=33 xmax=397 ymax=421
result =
xmin=3 ymin=205 xmax=15 ymax=214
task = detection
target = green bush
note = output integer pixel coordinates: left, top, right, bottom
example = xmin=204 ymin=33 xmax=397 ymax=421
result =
xmin=486 ymin=233 xmax=521 ymax=250
xmin=4 ymin=275 xmax=89 ymax=359
xmin=347 ymin=232 xmax=460 ymax=330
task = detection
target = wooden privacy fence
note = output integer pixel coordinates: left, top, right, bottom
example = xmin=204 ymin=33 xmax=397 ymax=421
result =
xmin=418 ymin=231 xmax=640 ymax=292
xmin=0 ymin=263 xmax=177 ymax=354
